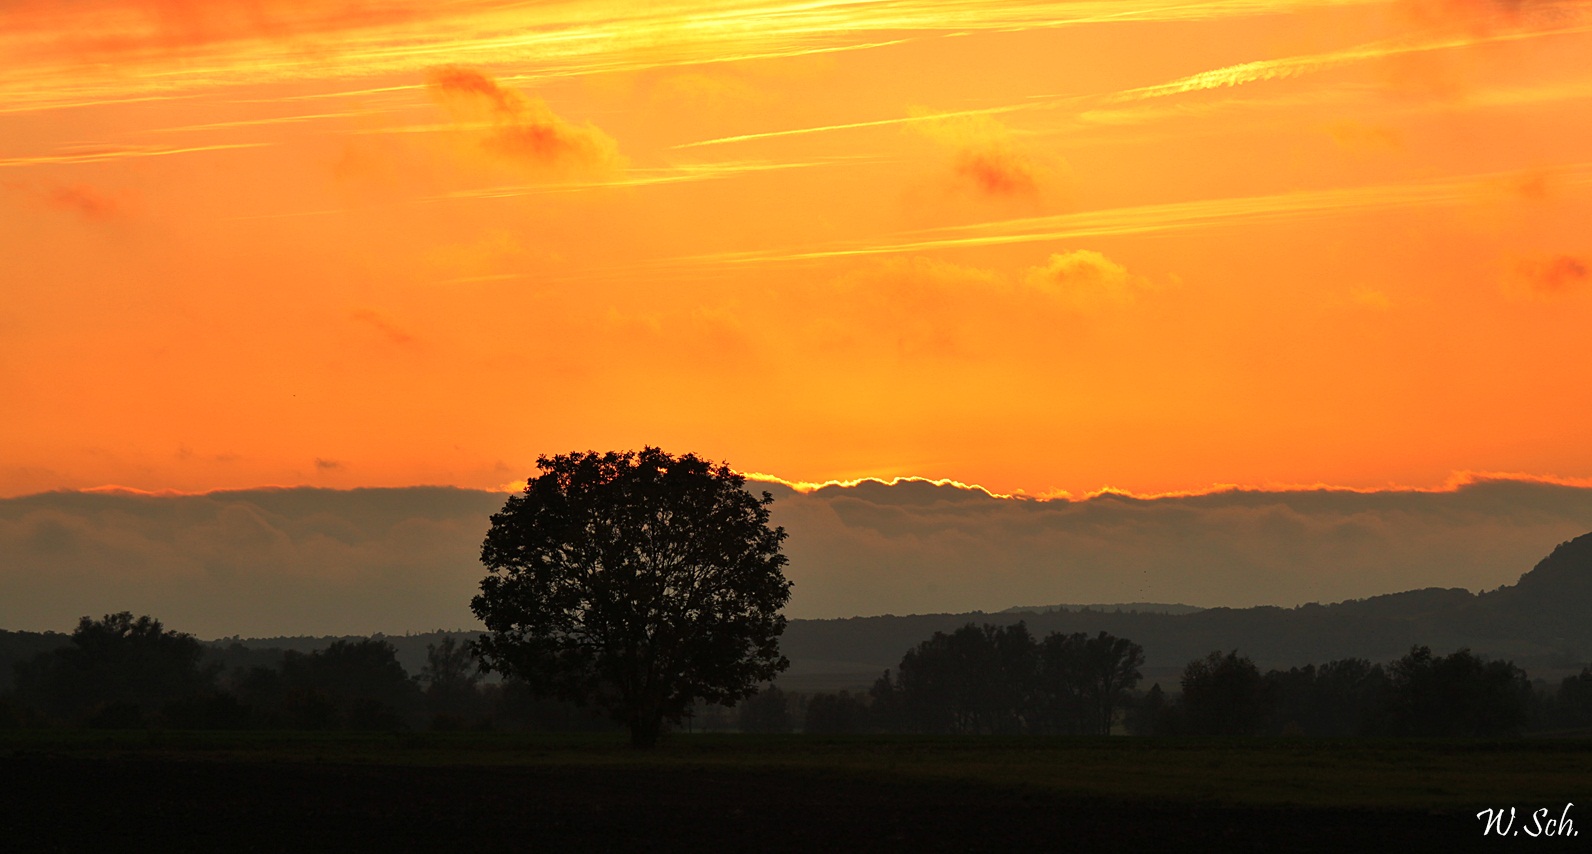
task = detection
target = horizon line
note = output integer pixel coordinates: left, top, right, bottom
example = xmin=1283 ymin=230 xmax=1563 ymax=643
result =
xmin=8 ymin=469 xmax=1592 ymax=503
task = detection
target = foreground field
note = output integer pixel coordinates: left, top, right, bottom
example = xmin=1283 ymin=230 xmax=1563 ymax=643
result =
xmin=3 ymin=732 xmax=1588 ymax=851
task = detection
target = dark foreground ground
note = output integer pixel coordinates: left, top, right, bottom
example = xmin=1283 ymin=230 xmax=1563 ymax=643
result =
xmin=2 ymin=733 xmax=1588 ymax=852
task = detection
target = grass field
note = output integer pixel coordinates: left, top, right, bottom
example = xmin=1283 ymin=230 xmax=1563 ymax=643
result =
xmin=4 ymin=731 xmax=1589 ymax=851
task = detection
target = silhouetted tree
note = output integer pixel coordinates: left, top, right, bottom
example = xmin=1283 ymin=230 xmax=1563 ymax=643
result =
xmin=472 ymin=448 xmax=793 ymax=748
xmin=1032 ymin=632 xmax=1089 ymax=734
xmin=1079 ymin=632 xmax=1145 ymax=735
xmin=238 ymin=639 xmax=421 ymax=729
xmin=868 ymin=669 xmax=905 ymax=733
xmin=1265 ymin=658 xmax=1388 ymax=736
xmin=1034 ymin=631 xmax=1144 ymax=735
xmin=1126 ymin=683 xmax=1175 ymax=736
xmin=737 ymin=684 xmax=793 ymax=733
xmin=894 ymin=623 xmax=1035 ymax=734
xmin=1556 ymin=665 xmax=1592 ymax=730
xmin=804 ymin=690 xmax=870 ymax=734
xmin=1179 ymin=650 xmax=1271 ymax=736
xmin=419 ymin=636 xmax=485 ymax=727
xmin=1380 ymin=646 xmax=1530 ymax=737
xmin=13 ymin=613 xmax=214 ymax=726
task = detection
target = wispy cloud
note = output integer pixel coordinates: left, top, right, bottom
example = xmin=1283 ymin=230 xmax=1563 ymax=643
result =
xmin=351 ymin=309 xmax=418 ymax=348
xmin=1 ymin=0 xmax=1393 ymax=112
xmin=671 ymin=16 xmax=1592 ymax=151
xmin=140 ymin=111 xmax=371 ymax=134
xmin=432 ymin=157 xmax=876 ymax=200
xmin=911 ymin=112 xmax=1047 ymax=197
xmin=1510 ymin=255 xmax=1590 ymax=296
xmin=681 ymin=163 xmax=1592 ymax=265
xmin=3 ymin=180 xmax=126 ymax=219
xmin=1104 ymin=20 xmax=1592 ymax=103
xmin=427 ymin=67 xmax=621 ymax=175
xmin=0 ymin=142 xmax=269 ymax=168
xmin=673 ymin=102 xmax=1042 ymax=150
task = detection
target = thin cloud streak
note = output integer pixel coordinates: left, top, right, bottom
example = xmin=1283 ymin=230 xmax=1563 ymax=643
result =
xmin=679 ymin=164 xmax=1592 ymax=264
xmin=672 ymin=103 xmax=1045 ymax=150
xmin=672 ymin=18 xmax=1592 ymax=150
xmin=1 ymin=0 xmax=1387 ymax=112
xmin=0 ymin=142 xmax=271 ymax=168
xmin=1106 ymin=21 xmax=1592 ymax=103
xmin=140 ymin=111 xmax=372 ymax=134
xmin=433 ymin=157 xmax=881 ymax=199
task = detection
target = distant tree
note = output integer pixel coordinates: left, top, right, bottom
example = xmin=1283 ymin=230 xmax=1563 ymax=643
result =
xmin=273 ymin=639 xmax=422 ymax=729
xmin=894 ymin=623 xmax=1035 ymax=734
xmin=868 ymin=669 xmax=905 ymax=733
xmin=1556 ymin=665 xmax=1592 ymax=730
xmin=1381 ymin=646 xmax=1530 ymax=737
xmin=471 ymin=448 xmax=793 ymax=748
xmin=1265 ymin=658 xmax=1388 ymax=737
xmin=1126 ymin=683 xmax=1175 ymax=736
xmin=1032 ymin=632 xmax=1089 ymax=734
xmin=1031 ymin=631 xmax=1143 ymax=735
xmin=419 ymin=636 xmax=485 ymax=726
xmin=1179 ymin=650 xmax=1271 ymax=736
xmin=804 ymin=690 xmax=870 ymax=734
xmin=737 ymin=684 xmax=793 ymax=734
xmin=13 ymin=613 xmax=214 ymax=726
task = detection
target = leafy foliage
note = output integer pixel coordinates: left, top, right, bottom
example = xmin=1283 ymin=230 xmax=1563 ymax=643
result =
xmin=1380 ymin=646 xmax=1530 ymax=737
xmin=234 ymin=639 xmax=421 ymax=729
xmin=737 ymin=684 xmax=794 ymax=734
xmin=803 ymin=690 xmax=870 ymax=734
xmin=471 ymin=448 xmax=793 ymax=747
xmin=13 ymin=612 xmax=213 ymax=725
xmin=881 ymin=623 xmax=1144 ymax=734
xmin=1179 ymin=650 xmax=1271 ymax=736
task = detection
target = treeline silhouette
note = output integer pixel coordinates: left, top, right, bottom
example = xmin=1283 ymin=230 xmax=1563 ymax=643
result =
xmin=0 ymin=614 xmax=614 ymax=732
xmin=733 ymin=624 xmax=1590 ymax=738
xmin=6 ymin=613 xmax=1592 ymax=737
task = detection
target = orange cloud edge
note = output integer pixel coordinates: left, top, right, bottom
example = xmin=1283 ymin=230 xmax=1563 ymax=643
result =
xmin=741 ymin=471 xmax=1592 ymax=501
xmin=49 ymin=470 xmax=1592 ymax=502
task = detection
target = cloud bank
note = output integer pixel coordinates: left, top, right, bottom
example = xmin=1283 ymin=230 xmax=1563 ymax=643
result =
xmin=4 ymin=478 xmax=1592 ymax=638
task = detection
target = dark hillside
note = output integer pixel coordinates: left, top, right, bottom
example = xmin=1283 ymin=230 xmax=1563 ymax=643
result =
xmin=1461 ymin=531 xmax=1592 ymax=650
xmin=783 ymin=532 xmax=1592 ymax=688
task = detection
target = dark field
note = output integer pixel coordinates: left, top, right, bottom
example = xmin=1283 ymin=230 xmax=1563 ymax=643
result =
xmin=3 ymin=732 xmax=1588 ymax=852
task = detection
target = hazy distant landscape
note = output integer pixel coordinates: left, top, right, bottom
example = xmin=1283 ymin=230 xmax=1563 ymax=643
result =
xmin=8 ymin=476 xmax=1592 ymax=637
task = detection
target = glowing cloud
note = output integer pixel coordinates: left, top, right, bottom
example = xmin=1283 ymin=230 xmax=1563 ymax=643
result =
xmin=426 ymin=67 xmax=621 ymax=175
xmin=1513 ymin=255 xmax=1590 ymax=295
xmin=913 ymin=113 xmax=1045 ymax=197
xmin=1022 ymin=250 xmax=1148 ymax=308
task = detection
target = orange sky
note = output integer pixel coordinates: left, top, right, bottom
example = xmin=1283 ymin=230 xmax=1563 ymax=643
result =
xmin=4 ymin=0 xmax=1591 ymax=500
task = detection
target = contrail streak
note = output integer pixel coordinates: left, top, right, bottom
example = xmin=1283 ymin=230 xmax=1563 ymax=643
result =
xmin=0 ymin=143 xmax=271 ymax=168
xmin=678 ymin=164 xmax=1592 ymax=264
xmin=671 ymin=19 xmax=1592 ymax=149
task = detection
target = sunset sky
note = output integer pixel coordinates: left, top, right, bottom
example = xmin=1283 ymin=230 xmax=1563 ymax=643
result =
xmin=5 ymin=0 xmax=1590 ymax=502
xmin=5 ymin=0 xmax=1592 ymax=630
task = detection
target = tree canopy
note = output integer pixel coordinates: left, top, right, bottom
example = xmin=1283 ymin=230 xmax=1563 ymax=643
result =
xmin=879 ymin=623 xmax=1144 ymax=735
xmin=13 ymin=612 xmax=211 ymax=726
xmin=471 ymin=447 xmax=793 ymax=747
